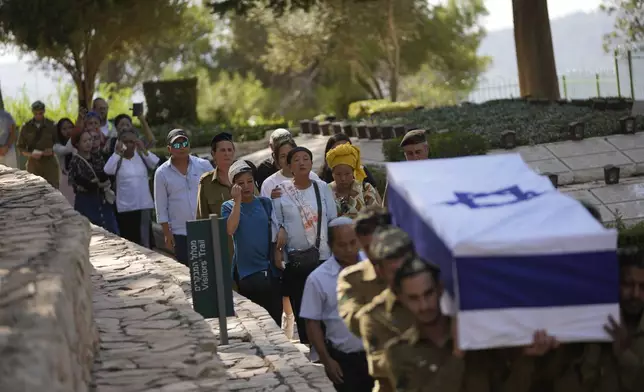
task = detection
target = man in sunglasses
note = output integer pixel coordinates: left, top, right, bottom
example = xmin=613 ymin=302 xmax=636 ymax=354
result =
xmin=154 ymin=129 xmax=213 ymax=265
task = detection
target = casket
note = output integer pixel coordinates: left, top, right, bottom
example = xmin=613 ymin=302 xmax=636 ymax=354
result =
xmin=386 ymin=154 xmax=619 ymax=350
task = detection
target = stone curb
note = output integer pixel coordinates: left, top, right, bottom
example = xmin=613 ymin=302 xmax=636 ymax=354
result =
xmin=91 ymin=226 xmax=333 ymax=391
xmin=89 ymin=227 xmax=226 ymax=392
xmin=0 ymin=166 xmax=98 ymax=392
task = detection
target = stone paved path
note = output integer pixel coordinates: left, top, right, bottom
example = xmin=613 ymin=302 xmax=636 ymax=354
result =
xmin=90 ymin=227 xmax=333 ymax=392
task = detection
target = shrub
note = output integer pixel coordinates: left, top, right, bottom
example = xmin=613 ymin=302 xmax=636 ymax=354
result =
xmin=381 ymin=131 xmax=489 ymax=162
xmin=6 ymin=82 xmax=135 ymax=127
xmin=365 ymin=164 xmax=387 ymax=196
xmin=143 ymin=78 xmax=198 ymax=125
xmin=358 ymin=100 xmax=630 ymax=148
xmin=348 ymin=99 xmax=416 ymax=119
xmin=149 ymin=121 xmax=291 ymax=148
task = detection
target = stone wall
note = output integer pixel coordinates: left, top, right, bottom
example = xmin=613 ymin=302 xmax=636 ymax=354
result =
xmin=0 ymin=166 xmax=98 ymax=392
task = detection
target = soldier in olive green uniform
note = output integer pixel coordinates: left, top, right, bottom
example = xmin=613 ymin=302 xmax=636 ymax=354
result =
xmin=16 ymin=101 xmax=60 ymax=188
xmin=338 ymin=206 xmax=393 ymax=337
xmin=387 ymin=258 xmax=563 ymax=392
xmin=382 ymin=129 xmax=428 ymax=206
xmin=355 ymin=227 xmax=418 ymax=392
xmin=197 ymin=132 xmax=235 ymax=219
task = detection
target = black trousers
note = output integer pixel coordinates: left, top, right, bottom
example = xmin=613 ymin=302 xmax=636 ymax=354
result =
xmin=238 ymin=270 xmax=283 ymax=326
xmin=327 ymin=344 xmax=374 ymax=392
xmin=116 ymin=210 xmax=143 ymax=246
xmin=283 ymin=259 xmax=323 ymax=344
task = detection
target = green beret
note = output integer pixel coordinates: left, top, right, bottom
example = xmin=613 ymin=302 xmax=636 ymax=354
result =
xmin=369 ymin=226 xmax=413 ymax=261
xmin=400 ymin=129 xmax=427 ymax=147
xmin=31 ymin=100 xmax=45 ymax=110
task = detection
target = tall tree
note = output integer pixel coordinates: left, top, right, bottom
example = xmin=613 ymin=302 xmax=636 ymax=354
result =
xmin=0 ymin=0 xmax=188 ymax=105
xmin=601 ymin=0 xmax=644 ymax=51
xmin=247 ymin=0 xmax=488 ymax=102
xmin=100 ymin=5 xmax=217 ymax=89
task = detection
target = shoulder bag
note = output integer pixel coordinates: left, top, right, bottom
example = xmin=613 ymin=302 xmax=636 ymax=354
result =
xmin=75 ymin=153 xmax=116 ymax=205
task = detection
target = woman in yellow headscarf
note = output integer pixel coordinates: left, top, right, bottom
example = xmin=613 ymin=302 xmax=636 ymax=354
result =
xmin=326 ymin=143 xmax=382 ymax=218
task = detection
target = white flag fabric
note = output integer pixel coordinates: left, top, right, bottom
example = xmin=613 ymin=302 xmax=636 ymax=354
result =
xmin=386 ymin=154 xmax=619 ymax=350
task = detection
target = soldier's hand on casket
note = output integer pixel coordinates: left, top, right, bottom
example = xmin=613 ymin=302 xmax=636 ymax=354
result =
xmin=604 ymin=315 xmax=632 ymax=355
xmin=523 ymin=330 xmax=559 ymax=356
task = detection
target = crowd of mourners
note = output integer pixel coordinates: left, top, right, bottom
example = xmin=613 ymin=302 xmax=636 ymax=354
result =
xmin=1 ymin=100 xmax=643 ymax=392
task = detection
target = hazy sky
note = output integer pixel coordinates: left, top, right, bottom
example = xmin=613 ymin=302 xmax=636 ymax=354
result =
xmin=482 ymin=0 xmax=603 ymax=31
xmin=0 ymin=0 xmax=607 ymax=99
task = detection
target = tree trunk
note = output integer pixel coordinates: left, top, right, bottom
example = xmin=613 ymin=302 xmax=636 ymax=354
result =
xmin=386 ymin=0 xmax=400 ymax=102
xmin=75 ymin=77 xmax=96 ymax=109
xmin=105 ymin=57 xmax=125 ymax=87
xmin=512 ymin=0 xmax=560 ymax=100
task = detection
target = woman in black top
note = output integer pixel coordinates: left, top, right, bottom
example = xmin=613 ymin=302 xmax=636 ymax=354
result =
xmin=68 ymin=129 xmax=120 ymax=235
xmin=317 ymin=134 xmax=377 ymax=187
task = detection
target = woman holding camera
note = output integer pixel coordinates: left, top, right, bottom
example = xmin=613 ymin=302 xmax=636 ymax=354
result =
xmin=104 ymin=128 xmax=159 ymax=247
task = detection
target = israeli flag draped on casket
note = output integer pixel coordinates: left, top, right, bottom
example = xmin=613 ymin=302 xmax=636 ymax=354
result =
xmin=386 ymin=154 xmax=619 ymax=350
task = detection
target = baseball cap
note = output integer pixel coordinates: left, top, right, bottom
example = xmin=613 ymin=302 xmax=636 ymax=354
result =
xmin=270 ymin=128 xmax=291 ymax=144
xmin=228 ymin=160 xmax=253 ymax=183
xmin=167 ymin=129 xmax=189 ymax=145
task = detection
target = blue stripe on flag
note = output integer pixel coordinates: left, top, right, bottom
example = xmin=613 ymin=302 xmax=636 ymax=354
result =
xmin=456 ymin=251 xmax=619 ymax=311
xmin=387 ymin=182 xmax=455 ymax=294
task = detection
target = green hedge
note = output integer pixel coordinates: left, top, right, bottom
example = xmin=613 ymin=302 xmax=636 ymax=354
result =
xmin=382 ymin=130 xmax=489 ymax=162
xmin=149 ymin=121 xmax=292 ymax=148
xmin=365 ymin=163 xmax=387 ymax=196
xmin=348 ymin=99 xmax=416 ymax=119
xmin=356 ymin=99 xmax=635 ymax=149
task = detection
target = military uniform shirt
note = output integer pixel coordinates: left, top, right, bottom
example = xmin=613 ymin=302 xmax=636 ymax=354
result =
xmin=337 ymin=259 xmax=387 ymax=337
xmin=196 ymin=168 xmax=232 ymax=220
xmin=357 ymin=288 xmax=416 ymax=392
xmin=16 ymin=118 xmax=59 ymax=188
xmin=385 ymin=325 xmax=465 ymax=392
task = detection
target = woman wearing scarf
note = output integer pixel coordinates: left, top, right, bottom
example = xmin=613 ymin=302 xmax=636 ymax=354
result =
xmin=325 ymin=143 xmax=382 ymax=218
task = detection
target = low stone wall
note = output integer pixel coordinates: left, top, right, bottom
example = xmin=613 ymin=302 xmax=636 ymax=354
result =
xmin=0 ymin=166 xmax=98 ymax=392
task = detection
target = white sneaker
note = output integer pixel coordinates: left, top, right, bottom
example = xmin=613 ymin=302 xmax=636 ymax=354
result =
xmin=282 ymin=312 xmax=295 ymax=340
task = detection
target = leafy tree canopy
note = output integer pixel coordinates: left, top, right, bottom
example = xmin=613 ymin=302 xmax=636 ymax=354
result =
xmin=601 ymin=0 xmax=644 ymax=52
xmin=0 ymin=0 xmax=190 ymax=103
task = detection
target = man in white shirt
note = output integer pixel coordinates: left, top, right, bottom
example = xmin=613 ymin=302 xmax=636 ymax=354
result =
xmin=154 ymin=129 xmax=213 ymax=265
xmin=300 ymin=216 xmax=374 ymax=392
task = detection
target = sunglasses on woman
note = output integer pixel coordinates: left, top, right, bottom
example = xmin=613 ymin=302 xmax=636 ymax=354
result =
xmin=170 ymin=140 xmax=190 ymax=149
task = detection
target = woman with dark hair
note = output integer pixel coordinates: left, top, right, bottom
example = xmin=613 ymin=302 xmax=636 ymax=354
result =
xmin=104 ymin=128 xmax=159 ymax=247
xmin=273 ymin=146 xmax=337 ymax=345
xmin=318 ymin=134 xmax=377 ymax=187
xmin=113 ymin=113 xmax=156 ymax=149
xmin=53 ymin=118 xmax=77 ymax=204
xmin=68 ymin=128 xmax=119 ymax=235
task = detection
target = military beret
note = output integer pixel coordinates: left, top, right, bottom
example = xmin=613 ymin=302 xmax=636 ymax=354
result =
xmin=31 ymin=100 xmax=45 ymax=110
xmin=369 ymin=226 xmax=414 ymax=261
xmin=399 ymin=129 xmax=427 ymax=147
xmin=211 ymin=132 xmax=234 ymax=149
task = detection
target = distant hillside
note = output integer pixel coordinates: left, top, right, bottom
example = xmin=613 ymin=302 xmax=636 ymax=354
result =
xmin=479 ymin=11 xmax=616 ymax=81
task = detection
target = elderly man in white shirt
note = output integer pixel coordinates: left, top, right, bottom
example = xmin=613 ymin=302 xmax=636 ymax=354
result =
xmin=154 ymin=129 xmax=213 ymax=265
xmin=300 ymin=217 xmax=374 ymax=392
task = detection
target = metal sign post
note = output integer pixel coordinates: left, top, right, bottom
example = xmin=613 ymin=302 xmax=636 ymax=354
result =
xmin=210 ymin=213 xmax=228 ymax=345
